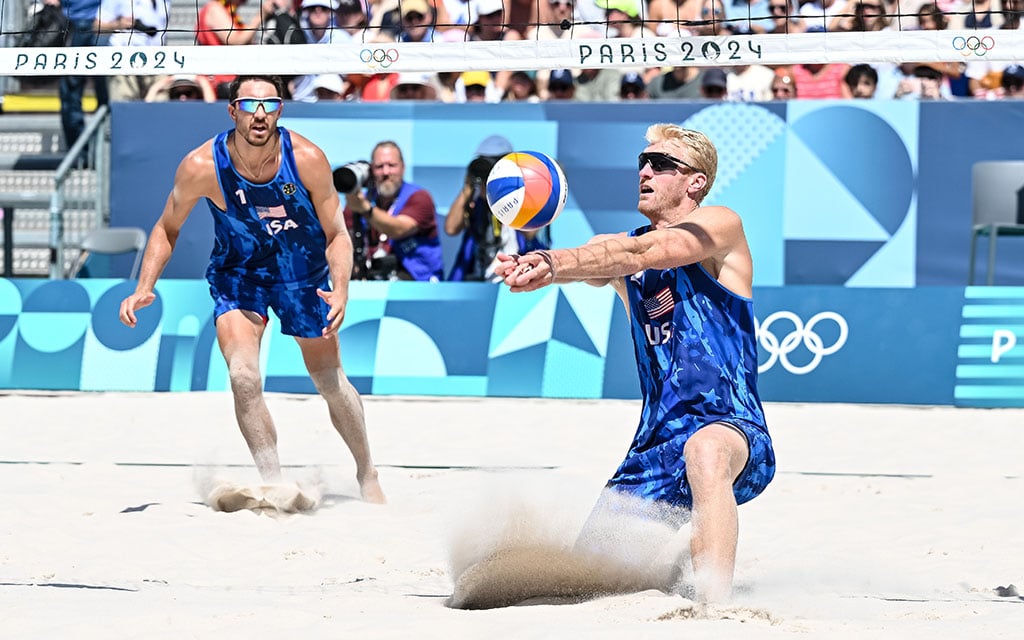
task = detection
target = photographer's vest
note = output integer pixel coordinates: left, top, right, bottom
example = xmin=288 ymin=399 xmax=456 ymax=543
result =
xmin=371 ymin=181 xmax=443 ymax=282
xmin=448 ymin=192 xmax=550 ymax=282
xmin=206 ymin=127 xmax=329 ymax=288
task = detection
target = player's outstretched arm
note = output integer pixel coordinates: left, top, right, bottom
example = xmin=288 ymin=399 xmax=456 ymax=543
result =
xmin=499 ymin=207 xmax=748 ymax=294
xmin=293 ymin=133 xmax=353 ymax=337
xmin=119 ymin=144 xmax=211 ymax=327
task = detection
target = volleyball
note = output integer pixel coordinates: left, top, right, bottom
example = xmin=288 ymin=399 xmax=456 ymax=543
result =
xmin=485 ymin=152 xmax=568 ymax=231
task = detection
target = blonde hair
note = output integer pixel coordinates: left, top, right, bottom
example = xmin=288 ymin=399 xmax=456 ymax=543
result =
xmin=645 ymin=124 xmax=718 ymax=204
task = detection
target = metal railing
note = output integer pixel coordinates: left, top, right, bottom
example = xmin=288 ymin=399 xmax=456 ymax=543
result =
xmin=48 ymin=105 xmax=110 ymax=279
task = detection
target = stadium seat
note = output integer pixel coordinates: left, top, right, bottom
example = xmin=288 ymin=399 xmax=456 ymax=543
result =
xmin=68 ymin=226 xmax=148 ymax=280
xmin=969 ymin=161 xmax=1024 ymax=285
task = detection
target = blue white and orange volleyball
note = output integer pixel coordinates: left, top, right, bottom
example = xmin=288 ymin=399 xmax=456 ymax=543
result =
xmin=485 ymin=151 xmax=568 ymax=231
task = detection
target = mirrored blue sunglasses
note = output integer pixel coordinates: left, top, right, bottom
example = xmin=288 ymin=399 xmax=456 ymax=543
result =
xmin=233 ymin=97 xmax=283 ymax=113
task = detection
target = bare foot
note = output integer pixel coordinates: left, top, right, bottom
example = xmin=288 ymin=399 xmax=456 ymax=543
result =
xmin=359 ymin=469 xmax=386 ymax=504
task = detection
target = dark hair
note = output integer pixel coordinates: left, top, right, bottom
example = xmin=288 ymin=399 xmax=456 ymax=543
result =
xmin=227 ymin=75 xmax=286 ymax=101
xmin=917 ymin=3 xmax=948 ymax=29
xmin=844 ymin=64 xmax=878 ymax=89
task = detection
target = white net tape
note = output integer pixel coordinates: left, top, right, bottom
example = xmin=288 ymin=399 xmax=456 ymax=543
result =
xmin=0 ymin=30 xmax=1018 ymax=77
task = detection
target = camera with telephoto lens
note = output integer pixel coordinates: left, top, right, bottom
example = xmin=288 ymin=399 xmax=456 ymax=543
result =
xmin=467 ymin=155 xmax=500 ymax=186
xmin=333 ymin=161 xmax=372 ymax=195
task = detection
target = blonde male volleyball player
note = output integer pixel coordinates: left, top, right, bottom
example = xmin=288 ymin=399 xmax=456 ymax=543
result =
xmin=494 ymin=125 xmax=775 ymax=602
xmin=119 ymin=75 xmax=385 ymax=504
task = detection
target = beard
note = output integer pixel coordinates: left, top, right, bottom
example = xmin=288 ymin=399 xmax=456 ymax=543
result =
xmin=376 ymin=179 xmax=400 ymax=199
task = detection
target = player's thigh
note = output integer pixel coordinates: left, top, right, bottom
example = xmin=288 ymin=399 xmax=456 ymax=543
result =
xmin=295 ymin=333 xmax=342 ymax=374
xmin=268 ymin=282 xmax=329 ymax=339
xmin=215 ymin=309 xmax=267 ymax=366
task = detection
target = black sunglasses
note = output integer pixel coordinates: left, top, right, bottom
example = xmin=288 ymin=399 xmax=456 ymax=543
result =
xmin=638 ymin=151 xmax=700 ymax=173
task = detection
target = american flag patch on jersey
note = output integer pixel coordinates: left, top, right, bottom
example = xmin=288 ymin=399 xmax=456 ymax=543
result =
xmin=642 ymin=287 xmax=675 ymax=319
xmin=256 ymin=204 xmax=287 ymax=219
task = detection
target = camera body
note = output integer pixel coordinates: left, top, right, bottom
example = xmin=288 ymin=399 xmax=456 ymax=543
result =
xmin=467 ymin=155 xmax=499 ymax=186
xmin=333 ymin=160 xmax=373 ymax=195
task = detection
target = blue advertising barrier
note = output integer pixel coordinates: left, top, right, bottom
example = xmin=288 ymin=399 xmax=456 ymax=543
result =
xmin=0 ymin=278 xmax=985 ymax=406
xmin=108 ymin=100 xmax=1024 ymax=286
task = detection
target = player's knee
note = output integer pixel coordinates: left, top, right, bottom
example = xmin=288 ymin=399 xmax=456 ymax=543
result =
xmin=308 ymin=367 xmax=343 ymax=395
xmin=684 ymin=435 xmax=737 ymax=487
xmin=228 ymin=362 xmax=263 ymax=400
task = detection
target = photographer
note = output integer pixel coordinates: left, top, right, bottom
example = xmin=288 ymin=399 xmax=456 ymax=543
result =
xmin=445 ymin=135 xmax=550 ymax=282
xmin=341 ymin=141 xmax=444 ymax=282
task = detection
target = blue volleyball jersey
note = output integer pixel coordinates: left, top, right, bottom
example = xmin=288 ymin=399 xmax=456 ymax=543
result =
xmin=608 ymin=225 xmax=768 ymax=502
xmin=206 ymin=127 xmax=329 ymax=289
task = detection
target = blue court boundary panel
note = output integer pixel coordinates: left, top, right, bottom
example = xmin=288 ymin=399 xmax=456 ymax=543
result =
xmin=0 ymin=278 xmax=983 ymax=406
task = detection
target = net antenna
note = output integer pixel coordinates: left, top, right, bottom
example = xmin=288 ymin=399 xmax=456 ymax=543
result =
xmin=2 ymin=0 xmax=1023 ymax=77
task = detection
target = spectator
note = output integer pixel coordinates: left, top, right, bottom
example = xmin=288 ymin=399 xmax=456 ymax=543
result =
xmin=725 ymin=0 xmax=773 ymax=33
xmin=95 ymin=0 xmax=170 ymax=101
xmin=770 ymin=71 xmax=798 ymax=99
xmin=289 ymin=0 xmax=343 ymax=102
xmin=692 ymin=0 xmax=732 ymax=35
xmin=647 ymin=67 xmax=706 ymax=99
xmin=1000 ymin=64 xmax=1024 ymax=99
xmin=60 ymin=0 xmax=109 ymax=149
xmin=445 ymin=135 xmax=549 ymax=282
xmin=830 ymin=0 xmax=891 ymax=31
xmin=310 ymin=73 xmax=348 ymax=100
xmin=790 ymin=63 xmax=851 ymax=98
xmin=502 ymin=71 xmax=541 ymax=102
xmin=574 ymin=68 xmax=624 ymax=101
xmin=546 ymin=69 xmax=577 ymax=100
xmin=916 ymin=2 xmax=947 ymax=29
xmin=597 ymin=0 xmax=660 ymax=81
xmin=844 ymin=63 xmax=878 ymax=98
xmin=892 ymin=63 xmax=950 ymax=100
xmin=526 ymin=0 xmax=590 ymax=38
xmin=524 ymin=0 xmax=594 ymax=96
xmin=196 ymin=0 xmax=289 ymax=97
xmin=460 ymin=0 xmax=522 ymax=94
xmin=399 ymin=0 xmax=439 ymax=41
xmin=389 ymin=72 xmax=441 ymax=100
xmin=343 ymin=141 xmax=444 ymax=281
xmin=700 ymin=68 xmax=729 ymax=100
xmin=963 ymin=0 xmax=993 ymax=28
xmin=620 ymin=71 xmax=648 ymax=99
xmin=457 ymin=71 xmax=501 ymax=102
xmin=799 ymin=0 xmax=841 ymax=31
xmin=336 ymin=0 xmax=394 ymax=41
xmin=964 ymin=0 xmax=1023 ymax=98
xmin=144 ymin=74 xmax=218 ymax=102
xmin=767 ymin=0 xmax=806 ymax=32
xmin=648 ymin=0 xmax=700 ymax=36
xmin=727 ymin=65 xmax=775 ymax=101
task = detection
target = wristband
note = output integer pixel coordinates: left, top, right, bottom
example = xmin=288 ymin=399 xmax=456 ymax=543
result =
xmin=531 ymin=250 xmax=556 ymax=279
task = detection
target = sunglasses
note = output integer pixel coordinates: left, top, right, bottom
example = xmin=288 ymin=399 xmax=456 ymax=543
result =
xmin=232 ymin=97 xmax=283 ymax=113
xmin=638 ymin=151 xmax=699 ymax=173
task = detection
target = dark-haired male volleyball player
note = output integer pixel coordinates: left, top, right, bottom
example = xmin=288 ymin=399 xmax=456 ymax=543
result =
xmin=119 ymin=75 xmax=385 ymax=504
xmin=495 ymin=124 xmax=775 ymax=602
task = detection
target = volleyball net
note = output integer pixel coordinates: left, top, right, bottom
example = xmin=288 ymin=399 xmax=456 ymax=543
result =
xmin=0 ymin=0 xmax=1021 ymax=78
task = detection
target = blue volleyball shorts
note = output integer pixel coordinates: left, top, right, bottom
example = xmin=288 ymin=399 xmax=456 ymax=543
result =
xmin=208 ymin=273 xmax=330 ymax=339
xmin=606 ymin=418 xmax=776 ymax=510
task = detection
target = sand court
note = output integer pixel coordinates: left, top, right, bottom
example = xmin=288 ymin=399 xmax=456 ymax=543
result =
xmin=1 ymin=392 xmax=1022 ymax=638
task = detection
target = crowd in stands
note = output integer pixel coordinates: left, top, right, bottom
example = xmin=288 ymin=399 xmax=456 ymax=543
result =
xmin=37 ymin=0 xmax=1024 ymax=114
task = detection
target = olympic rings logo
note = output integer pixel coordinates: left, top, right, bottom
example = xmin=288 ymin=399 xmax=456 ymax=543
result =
xmin=360 ymin=48 xmax=400 ymax=70
xmin=952 ymin=35 xmax=995 ymax=57
xmin=756 ymin=311 xmax=848 ymax=375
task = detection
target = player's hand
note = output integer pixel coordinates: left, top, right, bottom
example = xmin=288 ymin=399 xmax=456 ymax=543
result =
xmin=318 ymin=288 xmax=347 ymax=337
xmin=119 ymin=291 xmax=156 ymax=328
xmin=344 ymin=192 xmax=371 ymax=217
xmin=497 ymin=252 xmax=552 ymax=293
